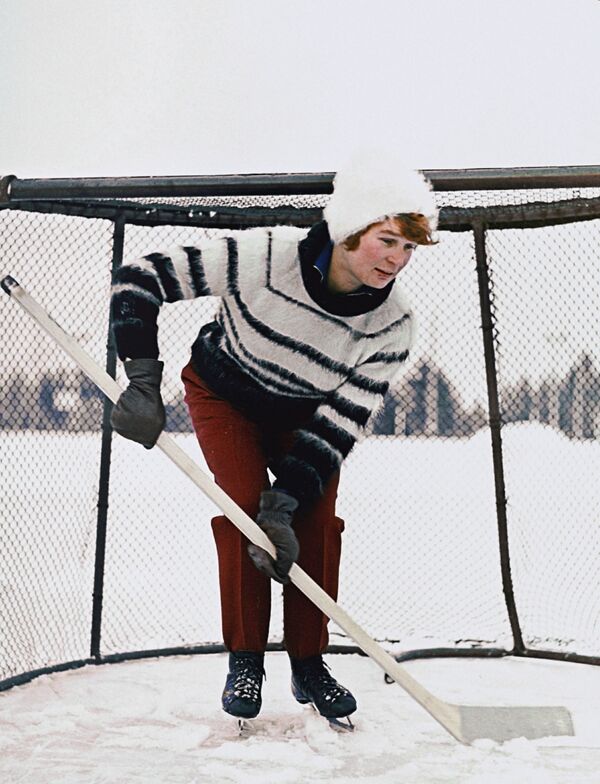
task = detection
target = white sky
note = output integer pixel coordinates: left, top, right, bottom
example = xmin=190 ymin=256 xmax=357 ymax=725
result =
xmin=1 ymin=0 xmax=599 ymax=178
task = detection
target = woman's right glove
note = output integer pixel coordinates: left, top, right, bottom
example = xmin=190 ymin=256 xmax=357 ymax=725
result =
xmin=248 ymin=489 xmax=299 ymax=584
xmin=110 ymin=358 xmax=166 ymax=448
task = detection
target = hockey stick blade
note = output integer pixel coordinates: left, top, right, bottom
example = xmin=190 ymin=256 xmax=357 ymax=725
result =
xmin=1 ymin=276 xmax=575 ymax=745
xmin=457 ymin=704 xmax=573 ymax=744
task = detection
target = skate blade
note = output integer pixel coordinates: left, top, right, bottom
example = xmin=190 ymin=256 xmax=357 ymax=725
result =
xmin=237 ymin=718 xmax=256 ymax=737
xmin=304 ymin=700 xmax=355 ymax=732
xmin=327 ymin=715 xmax=355 ymax=733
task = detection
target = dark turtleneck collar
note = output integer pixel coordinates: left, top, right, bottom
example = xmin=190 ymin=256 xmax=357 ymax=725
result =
xmin=298 ymin=221 xmax=393 ymax=317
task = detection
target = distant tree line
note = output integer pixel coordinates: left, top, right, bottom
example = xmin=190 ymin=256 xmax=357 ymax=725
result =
xmin=2 ymin=354 xmax=600 ymax=441
xmin=370 ymin=352 xmax=600 ymax=440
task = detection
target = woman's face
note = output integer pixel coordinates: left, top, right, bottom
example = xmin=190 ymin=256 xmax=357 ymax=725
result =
xmin=329 ymin=218 xmax=417 ymax=293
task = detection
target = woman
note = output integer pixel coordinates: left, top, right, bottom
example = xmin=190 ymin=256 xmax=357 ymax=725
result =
xmin=109 ymin=154 xmax=438 ymax=724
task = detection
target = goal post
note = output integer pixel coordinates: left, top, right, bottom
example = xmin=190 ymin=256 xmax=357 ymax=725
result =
xmin=1 ymin=167 xmax=600 ymax=691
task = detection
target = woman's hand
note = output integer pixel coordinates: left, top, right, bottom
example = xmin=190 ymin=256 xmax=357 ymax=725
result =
xmin=110 ymin=358 xmax=166 ymax=448
xmin=248 ymin=490 xmax=299 ymax=584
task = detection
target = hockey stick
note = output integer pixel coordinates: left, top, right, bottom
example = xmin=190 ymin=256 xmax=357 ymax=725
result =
xmin=1 ymin=274 xmax=574 ymax=745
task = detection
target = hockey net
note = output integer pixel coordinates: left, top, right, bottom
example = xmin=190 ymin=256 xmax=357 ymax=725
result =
xmin=1 ymin=173 xmax=600 ymax=687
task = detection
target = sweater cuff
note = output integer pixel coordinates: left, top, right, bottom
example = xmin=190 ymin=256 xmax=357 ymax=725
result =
xmin=112 ymin=320 xmax=159 ymax=361
xmin=272 ymin=455 xmax=323 ymax=509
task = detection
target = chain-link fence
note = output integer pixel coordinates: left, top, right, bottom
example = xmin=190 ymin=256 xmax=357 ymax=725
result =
xmin=2 ymin=170 xmax=600 ymax=690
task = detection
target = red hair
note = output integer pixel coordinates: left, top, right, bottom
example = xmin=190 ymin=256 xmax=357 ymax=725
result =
xmin=342 ymin=213 xmax=437 ymax=251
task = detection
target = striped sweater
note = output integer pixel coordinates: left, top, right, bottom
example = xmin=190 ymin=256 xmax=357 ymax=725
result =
xmin=110 ymin=221 xmax=415 ymax=506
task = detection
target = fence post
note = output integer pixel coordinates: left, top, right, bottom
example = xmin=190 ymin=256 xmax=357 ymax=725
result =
xmin=472 ymin=219 xmax=525 ymax=654
xmin=90 ymin=214 xmax=126 ymax=660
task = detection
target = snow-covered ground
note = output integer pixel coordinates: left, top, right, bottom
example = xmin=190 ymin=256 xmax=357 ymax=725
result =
xmin=2 ymin=651 xmax=600 ymax=783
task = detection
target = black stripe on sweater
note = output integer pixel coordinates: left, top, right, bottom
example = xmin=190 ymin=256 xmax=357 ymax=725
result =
xmin=144 ymin=253 xmax=184 ymax=303
xmin=226 ymin=237 xmax=238 ymax=296
xmin=364 ymin=349 xmax=409 ymax=364
xmin=303 ymin=413 xmax=356 ymax=458
xmin=182 ymin=246 xmax=211 ymax=296
xmin=113 ymin=265 xmax=164 ymax=304
xmin=347 ymin=373 xmax=390 ymax=396
xmin=365 ymin=313 xmax=411 ymax=340
xmin=329 ymin=393 xmax=372 ymax=428
xmin=267 ymin=230 xmax=273 ymax=269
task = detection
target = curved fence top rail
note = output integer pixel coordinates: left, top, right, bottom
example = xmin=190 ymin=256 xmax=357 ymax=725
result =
xmin=2 ymin=166 xmax=600 ymax=201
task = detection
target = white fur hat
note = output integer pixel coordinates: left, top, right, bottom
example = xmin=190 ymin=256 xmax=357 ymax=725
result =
xmin=323 ymin=149 xmax=438 ymax=244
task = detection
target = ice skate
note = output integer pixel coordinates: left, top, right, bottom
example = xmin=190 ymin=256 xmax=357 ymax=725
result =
xmin=291 ymin=654 xmax=356 ymax=729
xmin=221 ymin=651 xmax=265 ymax=720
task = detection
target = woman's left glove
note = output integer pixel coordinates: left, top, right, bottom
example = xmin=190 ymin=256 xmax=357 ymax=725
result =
xmin=248 ymin=489 xmax=299 ymax=584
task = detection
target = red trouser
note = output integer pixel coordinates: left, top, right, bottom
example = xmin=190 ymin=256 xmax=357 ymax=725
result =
xmin=181 ymin=362 xmax=344 ymax=658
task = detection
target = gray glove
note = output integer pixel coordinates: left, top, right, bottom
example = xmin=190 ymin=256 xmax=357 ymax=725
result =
xmin=110 ymin=358 xmax=165 ymax=448
xmin=248 ymin=489 xmax=299 ymax=584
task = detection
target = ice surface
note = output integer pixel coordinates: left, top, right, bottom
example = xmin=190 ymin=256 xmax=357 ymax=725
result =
xmin=2 ymin=652 xmax=600 ymax=783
